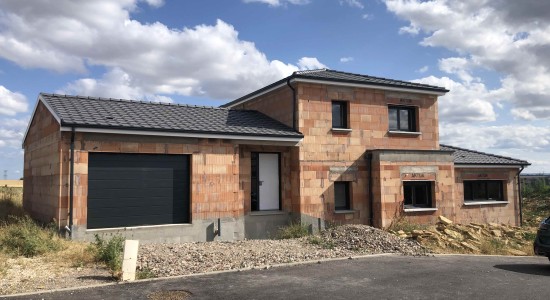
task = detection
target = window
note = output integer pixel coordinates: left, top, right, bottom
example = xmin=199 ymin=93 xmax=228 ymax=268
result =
xmin=334 ymin=182 xmax=350 ymax=210
xmin=332 ymin=101 xmax=348 ymax=129
xmin=403 ymin=181 xmax=432 ymax=208
xmin=388 ymin=105 xmax=416 ymax=132
xmin=464 ymin=180 xmax=504 ymax=201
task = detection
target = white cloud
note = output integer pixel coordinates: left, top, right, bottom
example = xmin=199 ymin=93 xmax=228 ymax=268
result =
xmin=242 ymin=0 xmax=310 ymax=7
xmin=384 ymin=0 xmax=550 ymax=120
xmin=0 ymin=1 xmax=325 ymax=101
xmin=340 ymin=0 xmax=364 ymax=9
xmin=362 ymin=13 xmax=373 ymax=20
xmin=297 ymin=57 xmax=327 ymax=70
xmin=59 ymin=68 xmax=173 ymax=103
xmin=416 ymin=65 xmax=428 ymax=73
xmin=340 ymin=57 xmax=354 ymax=63
xmin=414 ymin=76 xmax=499 ymax=123
xmin=0 ymin=86 xmax=28 ymax=116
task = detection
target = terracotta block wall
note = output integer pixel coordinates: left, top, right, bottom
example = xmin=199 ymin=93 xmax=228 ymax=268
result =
xmin=294 ymin=83 xmax=441 ymax=225
xmin=238 ymin=145 xmax=293 ymax=213
xmin=23 ymin=102 xmax=62 ymax=224
xmin=372 ymin=154 xmax=455 ymax=228
xmin=236 ymin=86 xmax=294 ymax=128
xmin=454 ymin=168 xmax=520 ymax=225
xmin=58 ymin=133 xmax=242 ymax=228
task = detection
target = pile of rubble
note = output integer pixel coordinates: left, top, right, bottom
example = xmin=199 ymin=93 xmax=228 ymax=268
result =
xmin=390 ymin=216 xmax=533 ymax=256
xmin=318 ymin=224 xmax=429 ymax=256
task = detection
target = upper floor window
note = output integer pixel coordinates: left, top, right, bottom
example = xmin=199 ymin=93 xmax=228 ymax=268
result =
xmin=464 ymin=180 xmax=504 ymax=201
xmin=332 ymin=101 xmax=348 ymax=129
xmin=388 ymin=105 xmax=416 ymax=132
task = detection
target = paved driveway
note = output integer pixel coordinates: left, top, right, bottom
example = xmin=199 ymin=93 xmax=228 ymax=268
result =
xmin=6 ymin=255 xmax=550 ymax=300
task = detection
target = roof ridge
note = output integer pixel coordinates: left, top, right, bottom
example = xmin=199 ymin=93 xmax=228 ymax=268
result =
xmin=313 ymin=69 xmax=442 ymax=89
xmin=294 ymin=68 xmax=328 ymax=75
xmin=39 ymin=92 xmax=230 ymax=111
xmin=440 ymin=144 xmax=528 ymax=163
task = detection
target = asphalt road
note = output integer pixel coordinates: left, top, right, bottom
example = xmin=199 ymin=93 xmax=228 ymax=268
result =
xmin=5 ymin=255 xmax=550 ymax=300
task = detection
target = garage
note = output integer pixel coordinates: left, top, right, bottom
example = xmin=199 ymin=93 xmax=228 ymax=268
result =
xmin=87 ymin=153 xmax=190 ymax=229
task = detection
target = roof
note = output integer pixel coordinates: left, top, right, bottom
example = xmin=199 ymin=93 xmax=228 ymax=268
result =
xmin=221 ymin=69 xmax=449 ymax=108
xmin=35 ymin=93 xmax=303 ymax=139
xmin=440 ymin=144 xmax=530 ymax=166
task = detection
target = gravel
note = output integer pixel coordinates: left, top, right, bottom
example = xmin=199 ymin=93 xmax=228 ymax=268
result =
xmin=1 ymin=225 xmax=428 ymax=295
xmin=138 ymin=225 xmax=429 ymax=277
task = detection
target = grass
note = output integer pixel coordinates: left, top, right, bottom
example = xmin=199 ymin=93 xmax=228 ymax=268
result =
xmin=276 ymin=222 xmax=311 ymax=239
xmin=0 ymin=186 xmax=25 ymax=221
xmin=89 ymin=234 xmax=125 ymax=279
xmin=479 ymin=238 xmax=506 ymax=255
xmin=0 ymin=216 xmax=65 ymax=257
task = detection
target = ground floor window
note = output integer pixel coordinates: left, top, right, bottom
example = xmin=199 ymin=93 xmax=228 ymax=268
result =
xmin=403 ymin=181 xmax=433 ymax=208
xmin=334 ymin=182 xmax=350 ymax=211
xmin=463 ymin=180 xmax=504 ymax=201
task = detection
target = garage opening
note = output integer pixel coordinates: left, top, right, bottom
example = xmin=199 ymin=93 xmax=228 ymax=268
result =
xmin=87 ymin=153 xmax=190 ymax=229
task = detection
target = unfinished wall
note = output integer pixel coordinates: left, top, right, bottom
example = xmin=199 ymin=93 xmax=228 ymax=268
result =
xmin=23 ymin=102 xmax=62 ymax=223
xmin=58 ymin=133 xmax=242 ymax=229
xmin=371 ymin=150 xmax=455 ymax=228
xmin=234 ymin=86 xmax=294 ymax=128
xmin=454 ymin=168 xmax=520 ymax=225
xmin=293 ymin=83 xmax=442 ymax=226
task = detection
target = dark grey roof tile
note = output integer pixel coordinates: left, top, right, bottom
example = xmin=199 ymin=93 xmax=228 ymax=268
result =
xmin=40 ymin=93 xmax=303 ymax=138
xmin=440 ymin=144 xmax=529 ymax=165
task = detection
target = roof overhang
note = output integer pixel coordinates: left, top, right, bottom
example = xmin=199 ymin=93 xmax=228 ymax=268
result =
xmin=454 ymin=164 xmax=529 ymax=168
xmin=59 ymin=126 xmax=303 ymax=145
xmin=223 ymin=77 xmax=448 ymax=108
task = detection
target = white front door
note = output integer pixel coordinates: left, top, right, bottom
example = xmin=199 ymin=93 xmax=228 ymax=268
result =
xmin=258 ymin=153 xmax=280 ymax=210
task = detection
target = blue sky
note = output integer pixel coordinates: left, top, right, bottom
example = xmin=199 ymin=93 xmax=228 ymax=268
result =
xmin=1 ymin=0 xmax=549 ymax=178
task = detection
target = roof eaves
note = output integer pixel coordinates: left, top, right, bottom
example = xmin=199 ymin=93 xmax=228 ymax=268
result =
xmin=294 ymin=71 xmax=449 ymax=93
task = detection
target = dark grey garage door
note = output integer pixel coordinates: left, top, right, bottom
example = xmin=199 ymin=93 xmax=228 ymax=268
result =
xmin=87 ymin=153 xmax=190 ymax=229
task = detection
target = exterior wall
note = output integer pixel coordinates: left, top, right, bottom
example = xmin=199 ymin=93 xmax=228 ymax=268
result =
xmin=293 ymin=83 xmax=441 ymax=226
xmin=239 ymin=144 xmax=293 ymax=238
xmin=23 ymin=102 xmax=62 ymax=224
xmin=58 ymin=132 xmax=244 ymax=241
xmin=237 ymin=82 xmax=443 ymax=228
xmin=454 ymin=168 xmax=520 ymax=225
xmin=235 ymin=86 xmax=294 ymax=128
xmin=371 ymin=150 xmax=455 ymax=228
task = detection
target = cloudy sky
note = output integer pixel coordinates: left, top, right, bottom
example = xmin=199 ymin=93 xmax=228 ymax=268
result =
xmin=0 ymin=0 xmax=549 ymax=178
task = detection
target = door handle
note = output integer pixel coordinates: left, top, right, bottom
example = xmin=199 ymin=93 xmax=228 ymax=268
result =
xmin=259 ymin=180 xmax=263 ymax=186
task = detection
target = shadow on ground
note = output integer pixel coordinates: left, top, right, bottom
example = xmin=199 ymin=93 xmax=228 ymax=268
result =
xmin=493 ymin=263 xmax=550 ymax=276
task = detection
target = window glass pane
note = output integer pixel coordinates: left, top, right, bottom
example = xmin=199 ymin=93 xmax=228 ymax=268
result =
xmin=472 ymin=181 xmax=487 ymax=200
xmin=464 ymin=181 xmax=473 ymax=200
xmin=487 ymin=181 xmax=502 ymax=200
xmin=403 ymin=181 xmax=432 ymax=207
xmin=403 ymin=184 xmax=413 ymax=205
xmin=332 ymin=103 xmax=342 ymax=128
xmin=334 ymin=182 xmax=348 ymax=210
xmin=399 ymin=109 xmax=410 ymax=131
xmin=388 ymin=108 xmax=398 ymax=130
xmin=414 ymin=185 xmax=428 ymax=206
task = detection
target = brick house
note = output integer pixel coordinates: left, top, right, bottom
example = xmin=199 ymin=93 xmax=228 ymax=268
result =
xmin=22 ymin=69 xmax=529 ymax=242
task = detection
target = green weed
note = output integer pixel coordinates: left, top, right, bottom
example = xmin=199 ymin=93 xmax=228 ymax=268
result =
xmin=89 ymin=234 xmax=124 ymax=279
xmin=0 ymin=216 xmax=64 ymax=257
xmin=276 ymin=222 xmax=311 ymax=239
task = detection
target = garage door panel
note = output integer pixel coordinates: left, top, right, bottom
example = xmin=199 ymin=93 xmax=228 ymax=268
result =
xmin=87 ymin=153 xmax=190 ymax=229
xmin=88 ymin=196 xmax=182 ymax=209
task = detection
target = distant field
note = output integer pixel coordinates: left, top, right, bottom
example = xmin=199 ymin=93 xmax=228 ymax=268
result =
xmin=0 ymin=180 xmax=23 ymax=188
